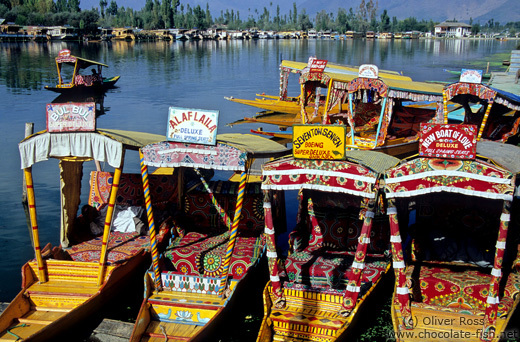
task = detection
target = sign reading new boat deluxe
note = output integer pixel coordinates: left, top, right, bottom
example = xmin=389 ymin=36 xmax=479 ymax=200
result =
xmin=167 ymin=107 xmax=218 ymax=145
xmin=293 ymin=124 xmax=346 ymax=160
xmin=419 ymin=123 xmax=477 ymax=159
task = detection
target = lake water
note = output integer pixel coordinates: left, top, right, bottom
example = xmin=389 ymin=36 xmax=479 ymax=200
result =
xmin=1 ymin=37 xmax=519 ymax=338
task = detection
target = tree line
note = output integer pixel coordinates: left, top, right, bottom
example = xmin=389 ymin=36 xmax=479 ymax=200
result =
xmin=1 ymin=0 xmax=519 ymax=36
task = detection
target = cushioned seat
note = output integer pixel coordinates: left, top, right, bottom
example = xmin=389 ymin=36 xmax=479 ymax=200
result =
xmin=164 ymin=232 xmax=262 ymax=279
xmin=284 ymin=250 xmax=388 ymax=290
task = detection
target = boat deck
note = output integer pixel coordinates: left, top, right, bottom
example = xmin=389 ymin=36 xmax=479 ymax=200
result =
xmin=266 ymin=287 xmax=349 ymax=342
xmin=138 ymin=289 xmax=228 ymax=341
xmin=0 ymin=260 xmax=114 ymax=341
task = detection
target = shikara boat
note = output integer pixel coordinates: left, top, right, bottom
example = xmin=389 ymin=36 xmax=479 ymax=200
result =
xmin=0 ymin=128 xmax=174 ymax=341
xmin=257 ymin=150 xmax=400 ymax=341
xmin=226 ymin=59 xmax=412 ymax=127
xmin=384 ymin=131 xmax=520 ymax=341
xmin=44 ymin=49 xmax=120 ymax=94
xmin=249 ymin=65 xmax=447 ymax=158
xmin=130 ymin=133 xmax=290 ymax=341
xmin=442 ymin=76 xmax=520 ymax=144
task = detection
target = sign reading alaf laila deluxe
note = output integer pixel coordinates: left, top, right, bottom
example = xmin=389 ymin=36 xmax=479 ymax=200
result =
xmin=167 ymin=107 xmax=219 ymax=145
xmin=293 ymin=125 xmax=346 ymax=160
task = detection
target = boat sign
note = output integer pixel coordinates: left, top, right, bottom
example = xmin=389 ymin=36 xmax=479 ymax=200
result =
xmin=293 ymin=125 xmax=346 ymax=160
xmin=419 ymin=123 xmax=477 ymax=160
xmin=46 ymin=102 xmax=96 ymax=132
xmin=459 ymin=69 xmax=483 ymax=84
xmin=307 ymin=57 xmax=328 ymax=74
xmin=358 ymin=64 xmax=379 ymax=79
xmin=167 ymin=107 xmax=218 ymax=145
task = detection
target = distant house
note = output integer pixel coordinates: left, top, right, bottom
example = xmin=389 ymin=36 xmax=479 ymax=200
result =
xmin=434 ymin=21 xmax=472 ymax=37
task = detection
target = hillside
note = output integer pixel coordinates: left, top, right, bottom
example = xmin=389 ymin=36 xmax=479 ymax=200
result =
xmin=80 ymin=0 xmax=520 ymax=24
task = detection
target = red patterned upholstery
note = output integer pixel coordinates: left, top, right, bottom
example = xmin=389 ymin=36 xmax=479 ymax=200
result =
xmin=164 ymin=181 xmax=266 ymax=280
xmin=68 ymin=224 xmax=170 ymax=264
xmin=285 ymin=191 xmax=389 ymax=290
xmin=88 ymin=171 xmax=179 ymax=210
xmin=406 ymin=265 xmax=491 ymax=311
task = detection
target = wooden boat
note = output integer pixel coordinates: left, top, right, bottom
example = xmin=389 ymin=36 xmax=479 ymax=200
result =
xmin=44 ymin=49 xmax=120 ymax=94
xmin=384 ymin=131 xmax=520 ymax=341
xmin=251 ymin=64 xmax=447 ymax=158
xmin=226 ymin=59 xmax=412 ymax=127
xmin=257 ymin=148 xmax=400 ymax=341
xmin=130 ymin=133 xmax=290 ymax=341
xmin=0 ymin=127 xmax=174 ymax=341
xmin=442 ymin=75 xmax=520 ymax=144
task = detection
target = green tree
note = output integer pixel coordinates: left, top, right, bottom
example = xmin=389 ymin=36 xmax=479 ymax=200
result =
xmin=380 ymin=9 xmax=390 ymax=32
xmin=106 ymin=0 xmax=117 ymax=16
xmin=99 ymin=0 xmax=107 ymax=18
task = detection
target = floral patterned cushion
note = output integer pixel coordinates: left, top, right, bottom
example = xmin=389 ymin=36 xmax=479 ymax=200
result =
xmin=284 ymin=250 xmax=388 ymax=290
xmin=406 ymin=265 xmax=493 ymax=311
xmin=164 ymin=232 xmax=263 ymax=279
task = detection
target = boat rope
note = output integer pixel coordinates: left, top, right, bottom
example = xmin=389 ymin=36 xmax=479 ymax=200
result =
xmin=160 ymin=324 xmax=168 ymax=341
xmin=7 ymin=323 xmax=27 ymax=341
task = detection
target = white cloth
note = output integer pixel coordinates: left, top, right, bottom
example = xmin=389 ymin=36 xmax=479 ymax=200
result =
xmin=19 ymin=132 xmax=123 ymax=169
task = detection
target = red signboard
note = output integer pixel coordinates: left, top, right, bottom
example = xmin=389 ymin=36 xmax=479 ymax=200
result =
xmin=308 ymin=57 xmax=327 ymax=73
xmin=419 ymin=123 xmax=477 ymax=160
xmin=46 ymin=102 xmax=96 ymax=132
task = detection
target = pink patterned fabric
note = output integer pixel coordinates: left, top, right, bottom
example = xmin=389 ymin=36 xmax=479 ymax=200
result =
xmin=140 ymin=141 xmax=247 ymax=171
xmin=385 ymin=158 xmax=514 ymax=200
xmin=262 ymin=157 xmax=378 ymax=198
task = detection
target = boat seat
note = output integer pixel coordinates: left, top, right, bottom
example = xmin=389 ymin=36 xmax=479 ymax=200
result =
xmin=405 ymin=265 xmax=493 ymax=312
xmin=163 ymin=181 xmax=266 ymax=280
xmin=285 ymin=197 xmax=389 ymax=291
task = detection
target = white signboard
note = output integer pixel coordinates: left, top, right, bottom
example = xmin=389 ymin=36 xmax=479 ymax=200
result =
xmin=167 ymin=107 xmax=218 ymax=145
xmin=459 ymin=69 xmax=483 ymax=84
xmin=358 ymin=64 xmax=379 ymax=79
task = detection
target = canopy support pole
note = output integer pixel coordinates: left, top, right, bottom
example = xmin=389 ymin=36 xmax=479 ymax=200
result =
xmin=373 ymin=97 xmax=388 ymax=148
xmin=340 ymin=198 xmax=376 ymax=315
xmin=264 ymin=190 xmax=285 ymax=307
xmin=97 ymin=166 xmax=122 ymax=286
xmin=139 ymin=150 xmax=162 ymax=291
xmin=482 ymin=200 xmax=511 ymax=341
xmin=24 ymin=168 xmax=47 ymax=283
xmin=387 ymin=199 xmax=413 ymax=329
xmin=218 ymin=170 xmax=247 ymax=297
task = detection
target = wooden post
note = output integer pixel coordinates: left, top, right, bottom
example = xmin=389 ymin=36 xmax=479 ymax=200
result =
xmin=23 ymin=123 xmax=35 ymax=248
xmin=97 ymin=166 xmax=122 ymax=286
xmin=24 ymin=168 xmax=47 ymax=283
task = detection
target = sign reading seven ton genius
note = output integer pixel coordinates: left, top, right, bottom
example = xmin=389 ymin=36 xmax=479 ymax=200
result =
xmin=293 ymin=125 xmax=346 ymax=160
xmin=46 ymin=102 xmax=96 ymax=132
xmin=419 ymin=123 xmax=477 ymax=160
xmin=167 ymin=107 xmax=219 ymax=145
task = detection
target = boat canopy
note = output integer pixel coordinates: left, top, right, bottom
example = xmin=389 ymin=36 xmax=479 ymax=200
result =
xmin=19 ymin=129 xmax=164 ymax=169
xmin=444 ymin=82 xmax=520 ymax=111
xmin=261 ymin=151 xmax=399 ymax=198
xmin=140 ymin=133 xmax=290 ymax=171
xmin=384 ymin=156 xmax=515 ymax=201
xmin=56 ymin=54 xmax=109 ymax=69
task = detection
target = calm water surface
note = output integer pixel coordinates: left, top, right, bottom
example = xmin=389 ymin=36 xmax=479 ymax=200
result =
xmin=1 ymin=38 xmax=518 ymax=338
